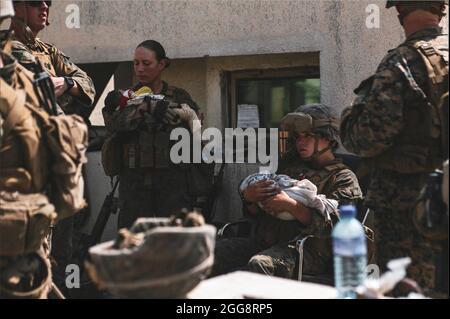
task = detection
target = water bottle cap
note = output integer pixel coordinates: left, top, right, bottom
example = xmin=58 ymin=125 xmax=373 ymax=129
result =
xmin=339 ymin=205 xmax=357 ymax=218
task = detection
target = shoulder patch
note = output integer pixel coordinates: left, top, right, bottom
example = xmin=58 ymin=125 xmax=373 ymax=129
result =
xmin=10 ymin=40 xmax=30 ymax=51
xmin=10 ymin=46 xmax=37 ymax=65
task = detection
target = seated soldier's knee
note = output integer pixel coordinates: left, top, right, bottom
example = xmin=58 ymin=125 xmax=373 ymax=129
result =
xmin=247 ymin=255 xmax=275 ymax=276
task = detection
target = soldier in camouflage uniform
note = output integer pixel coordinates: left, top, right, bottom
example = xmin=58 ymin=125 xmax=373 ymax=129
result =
xmin=102 ymin=40 xmax=201 ymax=229
xmin=10 ymin=0 xmax=96 ymax=118
xmin=340 ymin=1 xmax=448 ymax=294
xmin=0 ymin=0 xmax=54 ymax=298
xmin=9 ymin=1 xmax=96 ymax=294
xmin=212 ymin=104 xmax=363 ymax=279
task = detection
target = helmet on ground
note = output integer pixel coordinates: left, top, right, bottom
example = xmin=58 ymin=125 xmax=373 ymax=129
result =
xmin=86 ymin=212 xmax=216 ymax=299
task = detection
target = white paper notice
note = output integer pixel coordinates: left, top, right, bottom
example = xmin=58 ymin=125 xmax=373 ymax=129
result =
xmin=237 ymin=104 xmax=260 ymax=128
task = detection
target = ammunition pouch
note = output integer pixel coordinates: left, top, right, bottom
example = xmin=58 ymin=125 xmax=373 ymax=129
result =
xmin=122 ymin=130 xmax=172 ymax=169
xmin=44 ymin=114 xmax=89 ymax=220
xmin=0 ymin=192 xmax=56 ymax=257
xmin=1 ymin=65 xmax=89 ymax=221
xmin=101 ymin=133 xmax=123 ymax=177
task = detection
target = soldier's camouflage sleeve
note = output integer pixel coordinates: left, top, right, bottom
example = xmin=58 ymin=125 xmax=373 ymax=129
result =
xmin=173 ymin=88 xmax=200 ymax=113
xmin=49 ymin=45 xmax=96 ymax=107
xmin=10 ymin=41 xmax=38 ymax=70
xmin=340 ymin=50 xmax=411 ymax=158
xmin=306 ymin=168 xmax=362 ymax=237
xmin=327 ymin=168 xmax=363 ymax=204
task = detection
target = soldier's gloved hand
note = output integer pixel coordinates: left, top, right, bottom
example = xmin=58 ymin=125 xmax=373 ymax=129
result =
xmin=152 ymin=100 xmax=171 ymax=123
xmin=164 ymin=104 xmax=183 ymax=125
xmin=104 ymin=90 xmax=122 ymax=112
xmin=167 ymin=104 xmax=200 ymax=133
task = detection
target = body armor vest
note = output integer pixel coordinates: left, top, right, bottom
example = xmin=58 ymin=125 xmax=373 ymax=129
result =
xmin=122 ymin=86 xmax=191 ymax=170
xmin=0 ymin=60 xmax=50 ymax=193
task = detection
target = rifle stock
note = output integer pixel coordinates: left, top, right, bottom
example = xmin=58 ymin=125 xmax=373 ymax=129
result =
xmin=77 ymin=180 xmax=119 ymax=261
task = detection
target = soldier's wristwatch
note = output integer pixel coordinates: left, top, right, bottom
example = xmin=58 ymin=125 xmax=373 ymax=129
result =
xmin=64 ymin=77 xmax=75 ymax=93
xmin=239 ymin=189 xmax=252 ymax=206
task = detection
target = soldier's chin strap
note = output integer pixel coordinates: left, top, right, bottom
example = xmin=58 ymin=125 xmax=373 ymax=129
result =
xmin=301 ymin=135 xmax=334 ymax=162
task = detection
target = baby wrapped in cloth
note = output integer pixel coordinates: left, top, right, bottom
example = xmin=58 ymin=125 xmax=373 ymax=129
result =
xmin=239 ymin=173 xmax=338 ymax=221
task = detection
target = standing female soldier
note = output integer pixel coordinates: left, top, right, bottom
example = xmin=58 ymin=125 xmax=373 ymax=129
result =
xmin=103 ymin=40 xmax=200 ymax=228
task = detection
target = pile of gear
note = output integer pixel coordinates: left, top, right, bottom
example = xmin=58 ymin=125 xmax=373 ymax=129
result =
xmin=85 ymin=210 xmax=216 ymax=298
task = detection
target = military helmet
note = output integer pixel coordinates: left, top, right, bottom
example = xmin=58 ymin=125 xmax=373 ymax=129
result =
xmin=86 ymin=215 xmax=216 ymax=299
xmin=280 ymin=103 xmax=340 ymax=144
xmin=0 ymin=0 xmax=14 ymax=19
xmin=386 ymin=0 xmax=448 ymax=9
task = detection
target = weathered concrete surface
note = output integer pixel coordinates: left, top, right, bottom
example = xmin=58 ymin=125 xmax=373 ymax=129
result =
xmin=162 ymin=58 xmax=207 ymax=112
xmin=45 ymin=0 xmax=447 ymax=117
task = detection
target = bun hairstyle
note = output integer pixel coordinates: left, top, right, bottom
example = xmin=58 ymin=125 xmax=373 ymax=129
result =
xmin=136 ymin=40 xmax=171 ymax=69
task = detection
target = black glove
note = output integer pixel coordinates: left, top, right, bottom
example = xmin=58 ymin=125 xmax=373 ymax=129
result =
xmin=104 ymin=90 xmax=122 ymax=112
xmin=152 ymin=100 xmax=170 ymax=123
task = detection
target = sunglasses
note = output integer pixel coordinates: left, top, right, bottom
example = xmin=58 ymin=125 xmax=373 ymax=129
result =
xmin=26 ymin=1 xmax=52 ymax=7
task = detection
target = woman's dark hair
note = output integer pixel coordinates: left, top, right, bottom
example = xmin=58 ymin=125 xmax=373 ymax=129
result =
xmin=136 ymin=40 xmax=171 ymax=68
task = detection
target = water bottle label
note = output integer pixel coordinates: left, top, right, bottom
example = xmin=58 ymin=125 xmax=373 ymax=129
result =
xmin=333 ymin=236 xmax=367 ymax=257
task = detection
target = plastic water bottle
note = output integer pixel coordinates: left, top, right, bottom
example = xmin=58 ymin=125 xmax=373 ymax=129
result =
xmin=332 ymin=205 xmax=367 ymax=299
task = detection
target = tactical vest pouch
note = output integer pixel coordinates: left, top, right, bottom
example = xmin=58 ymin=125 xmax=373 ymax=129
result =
xmin=101 ymin=133 xmax=122 ymax=177
xmin=0 ymin=168 xmax=32 ymax=194
xmin=44 ymin=114 xmax=88 ymax=220
xmin=0 ymin=192 xmax=56 ymax=256
xmin=154 ymin=131 xmax=171 ymax=168
xmin=11 ymin=64 xmax=89 ymax=221
xmin=139 ymin=130 xmax=155 ymax=168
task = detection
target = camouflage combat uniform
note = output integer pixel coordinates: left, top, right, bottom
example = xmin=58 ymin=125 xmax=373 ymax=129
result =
xmin=0 ymin=51 xmax=54 ymax=298
xmin=10 ymin=32 xmax=96 ymax=290
xmin=10 ymin=34 xmax=96 ymax=117
xmin=0 ymin=52 xmax=51 ymax=193
xmin=340 ymin=27 xmax=448 ymax=291
xmin=103 ymin=81 xmax=200 ymax=229
xmin=212 ymin=156 xmax=362 ymax=279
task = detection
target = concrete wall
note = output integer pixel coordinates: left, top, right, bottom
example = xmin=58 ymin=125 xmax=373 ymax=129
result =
xmin=162 ymin=58 xmax=207 ymax=113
